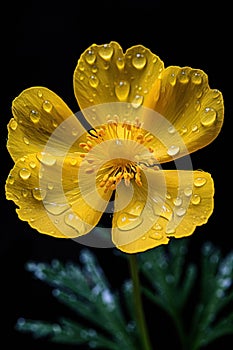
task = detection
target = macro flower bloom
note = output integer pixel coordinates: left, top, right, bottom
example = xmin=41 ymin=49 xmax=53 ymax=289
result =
xmin=5 ymin=41 xmax=224 ymax=253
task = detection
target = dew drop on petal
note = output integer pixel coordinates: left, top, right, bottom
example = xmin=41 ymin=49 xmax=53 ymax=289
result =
xmin=116 ymin=57 xmax=125 ymax=70
xmin=43 ymin=100 xmax=53 ymax=113
xmin=132 ymin=53 xmax=147 ymax=69
xmin=37 ymin=90 xmax=43 ymax=98
xmin=131 ymin=95 xmax=144 ymax=108
xmin=149 ymin=232 xmax=163 ymax=240
xmin=184 ymin=187 xmax=193 ymax=197
xmin=45 ymin=202 xmax=70 ymax=215
xmin=21 ymin=188 xmax=29 ymax=198
xmin=36 ymin=152 xmax=57 ymax=166
xmin=127 ymin=200 xmax=144 ymax=216
xmin=194 ymin=177 xmax=207 ymax=187
xmin=167 ymin=145 xmax=180 ymax=156
xmin=32 ymin=187 xmax=47 ymax=201
xmin=29 ymin=161 xmax=36 ymax=169
xmin=89 ymin=75 xmax=99 ymax=88
xmin=191 ymin=194 xmax=201 ymax=205
xmin=8 ymin=174 xmax=15 ymax=184
xmin=115 ymin=81 xmax=130 ymax=101
xmin=168 ymin=125 xmax=176 ymax=134
xmin=85 ymin=50 xmax=96 ymax=65
xmin=178 ymin=70 xmax=189 ymax=84
xmin=200 ymin=107 xmax=217 ymax=127
xmin=191 ymin=72 xmax=203 ymax=84
xmin=29 ymin=110 xmax=40 ymax=123
xmin=175 ymin=207 xmax=187 ymax=217
xmin=64 ymin=213 xmax=85 ymax=233
xmin=19 ymin=168 xmax=31 ymax=180
xmin=47 ymin=182 xmax=54 ymax=190
xmin=9 ymin=119 xmax=18 ymax=130
xmin=168 ymin=73 xmax=176 ymax=86
xmin=173 ymin=197 xmax=182 ymax=206
xmin=98 ymin=44 xmax=114 ymax=60
xmin=117 ymin=213 xmax=143 ymax=231
xmin=23 ymin=137 xmax=30 ymax=145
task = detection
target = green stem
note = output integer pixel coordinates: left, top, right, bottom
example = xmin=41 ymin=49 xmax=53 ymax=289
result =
xmin=128 ymin=253 xmax=153 ymax=350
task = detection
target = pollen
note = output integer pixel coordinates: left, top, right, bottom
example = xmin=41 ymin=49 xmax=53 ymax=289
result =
xmin=79 ymin=117 xmax=158 ymax=192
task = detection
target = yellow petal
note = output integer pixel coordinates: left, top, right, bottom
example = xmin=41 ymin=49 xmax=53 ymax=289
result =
xmin=73 ymin=41 xmax=164 ymax=114
xmin=112 ymin=169 xmax=214 ymax=253
xmin=7 ymin=86 xmax=87 ymax=162
xmin=5 ymin=153 xmax=112 ymax=238
xmin=144 ymin=66 xmax=224 ymax=162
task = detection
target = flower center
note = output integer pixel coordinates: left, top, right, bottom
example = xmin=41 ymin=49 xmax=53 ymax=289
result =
xmin=99 ymin=158 xmax=142 ymax=192
xmin=79 ymin=117 xmax=158 ymax=192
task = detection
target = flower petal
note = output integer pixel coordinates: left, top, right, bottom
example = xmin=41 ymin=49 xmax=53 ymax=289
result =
xmin=7 ymin=87 xmax=87 ymax=161
xmin=144 ymin=66 xmax=224 ymax=162
xmin=112 ymin=169 xmax=214 ymax=253
xmin=5 ymin=153 xmax=112 ymax=238
xmin=73 ymin=41 xmax=164 ymax=114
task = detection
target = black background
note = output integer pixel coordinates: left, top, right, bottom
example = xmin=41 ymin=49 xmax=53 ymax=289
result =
xmin=1 ymin=1 xmax=232 ymax=349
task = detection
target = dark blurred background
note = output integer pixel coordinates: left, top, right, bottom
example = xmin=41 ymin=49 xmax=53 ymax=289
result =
xmin=1 ymin=0 xmax=231 ymax=349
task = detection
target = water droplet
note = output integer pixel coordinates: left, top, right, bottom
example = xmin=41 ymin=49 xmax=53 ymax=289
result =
xmin=131 ymin=95 xmax=144 ymax=108
xmin=165 ymin=226 xmax=176 ymax=234
xmin=79 ymin=61 xmax=85 ymax=71
xmin=178 ymin=70 xmax=189 ymax=84
xmin=37 ymin=90 xmax=43 ymax=98
xmin=211 ymin=89 xmax=221 ymax=99
xmin=180 ymin=125 xmax=188 ymax=134
xmin=47 ymin=182 xmax=54 ymax=190
xmin=23 ymin=137 xmax=29 ymax=145
xmin=200 ymin=107 xmax=217 ymax=127
xmin=194 ymin=99 xmax=201 ymax=111
xmin=92 ymin=65 xmax=98 ymax=73
xmin=191 ymin=124 xmax=198 ymax=132
xmin=32 ymin=187 xmax=47 ymax=201
xmin=127 ymin=200 xmax=144 ymax=216
xmin=167 ymin=145 xmax=180 ymax=156
xmin=19 ymin=168 xmax=31 ymax=180
xmin=9 ymin=119 xmax=18 ymax=130
xmin=175 ymin=207 xmax=187 ymax=216
xmin=173 ymin=197 xmax=182 ymax=206
xmin=8 ymin=174 xmax=15 ymax=184
xmin=89 ymin=75 xmax=99 ymax=88
xmin=153 ymin=200 xmax=173 ymax=221
xmin=132 ymin=53 xmax=147 ymax=69
xmin=69 ymin=158 xmax=78 ymax=166
xmin=98 ymin=44 xmax=114 ymax=60
xmin=29 ymin=161 xmax=36 ymax=169
xmin=194 ymin=177 xmax=207 ymax=187
xmin=191 ymin=72 xmax=202 ymax=85
xmin=149 ymin=232 xmax=163 ymax=240
xmin=168 ymin=125 xmax=176 ymax=134
xmin=115 ymin=81 xmax=130 ymax=101
xmin=191 ymin=194 xmax=201 ymax=205
xmin=154 ymin=223 xmax=163 ymax=230
xmin=168 ymin=73 xmax=176 ymax=86
xmin=45 ymin=202 xmax=70 ymax=215
xmin=43 ymin=100 xmax=53 ymax=113
xmin=29 ymin=110 xmax=40 ymax=123
xmin=117 ymin=213 xmax=143 ymax=231
xmin=52 ymin=119 xmax=58 ymax=128
xmin=64 ymin=213 xmax=85 ymax=233
xmin=79 ymin=73 xmax=85 ymax=81
xmin=116 ymin=57 xmax=125 ymax=70
xmin=85 ymin=50 xmax=96 ymax=65
xmin=36 ymin=152 xmax=57 ymax=166
xmin=21 ymin=188 xmax=29 ymax=198
xmin=184 ymin=187 xmax=193 ymax=197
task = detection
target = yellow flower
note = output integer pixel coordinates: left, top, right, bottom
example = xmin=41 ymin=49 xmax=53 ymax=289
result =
xmin=5 ymin=41 xmax=224 ymax=253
